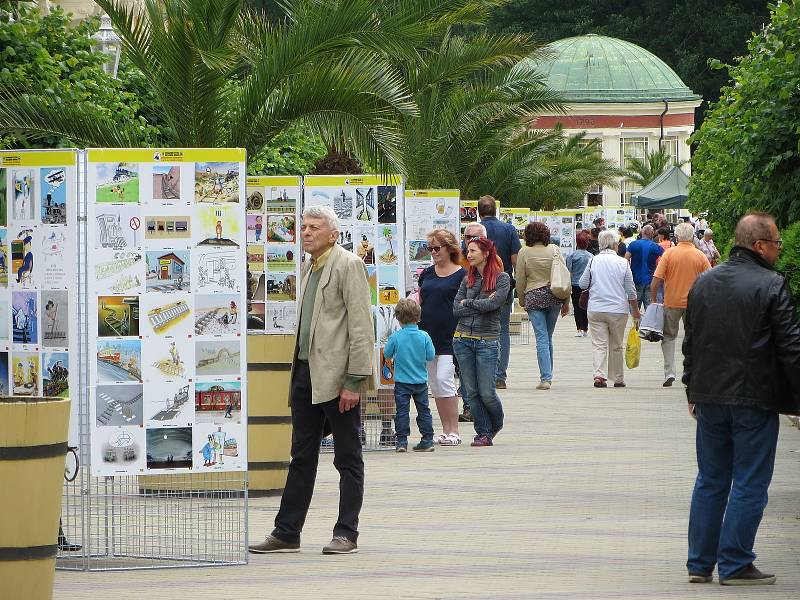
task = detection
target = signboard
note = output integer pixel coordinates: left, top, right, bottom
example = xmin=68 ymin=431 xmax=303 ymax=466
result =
xmin=85 ymin=148 xmax=248 ymax=475
xmin=405 ymin=189 xmax=460 ymax=289
xmin=245 ymin=176 xmax=301 ymax=334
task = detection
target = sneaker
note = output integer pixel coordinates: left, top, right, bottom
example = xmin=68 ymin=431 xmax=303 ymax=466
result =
xmin=581 ymin=331 xmax=587 ymax=337
xmin=613 ymin=382 xmax=626 ymax=388
xmin=574 ymin=332 xmax=583 ymax=337
xmin=688 ymin=573 xmax=713 ymax=583
xmin=470 ymin=434 xmax=493 ymax=447
xmin=719 ymin=564 xmax=776 ymax=586
xmin=395 ymin=441 xmax=407 ymax=453
xmin=458 ymin=410 xmax=473 ymax=423
xmin=663 ymin=376 xmax=675 ymax=387
xmin=413 ymin=440 xmax=435 ymax=452
xmin=536 ymin=381 xmax=551 ymax=390
xmin=249 ymin=535 xmax=300 ymax=554
xmin=322 ymin=536 xmax=358 ymax=555
xmin=495 ymin=379 xmax=507 ymax=389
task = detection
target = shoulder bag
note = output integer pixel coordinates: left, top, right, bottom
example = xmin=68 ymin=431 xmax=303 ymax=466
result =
xmin=549 ymin=245 xmax=572 ymax=300
xmin=578 ymin=258 xmax=592 ymax=310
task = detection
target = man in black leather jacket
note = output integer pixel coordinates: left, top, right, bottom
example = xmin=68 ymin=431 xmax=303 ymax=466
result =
xmin=682 ymin=212 xmax=800 ymax=586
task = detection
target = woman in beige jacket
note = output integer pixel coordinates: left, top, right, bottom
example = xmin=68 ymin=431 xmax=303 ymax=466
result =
xmin=516 ymin=222 xmax=569 ymax=389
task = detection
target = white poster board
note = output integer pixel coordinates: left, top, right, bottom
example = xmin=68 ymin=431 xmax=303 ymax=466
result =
xmin=245 ymin=176 xmax=301 ymax=334
xmin=405 ymin=189 xmax=460 ymax=289
xmin=303 ymin=175 xmax=404 ymax=388
xmin=85 ymin=148 xmax=247 ymax=476
xmin=0 ymin=149 xmax=79 ymax=446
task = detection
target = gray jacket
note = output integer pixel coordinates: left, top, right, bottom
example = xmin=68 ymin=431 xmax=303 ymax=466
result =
xmin=453 ymin=272 xmax=511 ymax=338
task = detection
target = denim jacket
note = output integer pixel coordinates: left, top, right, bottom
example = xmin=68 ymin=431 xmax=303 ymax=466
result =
xmin=452 ymin=272 xmax=511 ymax=338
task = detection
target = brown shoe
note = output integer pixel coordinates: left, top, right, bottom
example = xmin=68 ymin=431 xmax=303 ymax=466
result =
xmin=322 ymin=536 xmax=358 ymax=554
xmin=495 ymin=379 xmax=507 ymax=389
xmin=249 ymin=535 xmax=300 ymax=554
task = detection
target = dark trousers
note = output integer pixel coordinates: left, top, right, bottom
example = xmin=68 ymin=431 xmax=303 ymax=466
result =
xmin=571 ymin=285 xmax=588 ymax=331
xmin=272 ymin=360 xmax=364 ymax=543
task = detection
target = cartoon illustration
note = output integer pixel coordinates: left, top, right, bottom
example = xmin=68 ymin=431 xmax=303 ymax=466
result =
xmin=265 ymin=244 xmax=294 ymax=272
xmin=95 ymin=384 xmax=143 ymax=426
xmin=146 ymin=427 xmax=192 ymax=469
xmin=12 ymin=233 xmax=34 ymax=287
xmin=195 ymin=205 xmax=241 ymax=248
xmin=264 ymin=303 xmax=296 ymax=332
xmin=40 ymin=168 xmax=67 ymax=224
xmin=96 ymin=339 xmax=141 ymax=382
xmin=99 ymin=428 xmax=142 ymax=466
xmin=195 ymin=250 xmax=241 ymax=293
xmin=146 ymin=299 xmax=191 ymax=335
xmin=147 ymin=383 xmax=191 ymax=423
xmin=266 ymin=188 xmax=296 ymax=213
xmin=267 ymin=214 xmax=295 ymax=243
xmin=266 ymin=273 xmax=296 ymax=301
xmin=195 ymin=340 xmax=241 ymax=376
xmin=95 ymin=163 xmax=139 ymax=203
xmin=43 ymin=352 xmax=69 ymax=397
xmin=144 ymin=215 xmax=190 ymax=242
xmin=194 ymin=294 xmax=241 ymax=336
xmin=377 ymin=186 xmax=397 ymax=223
xmin=98 ymin=295 xmax=140 ymax=337
xmin=146 ymin=251 xmax=189 ymax=291
xmin=0 ymin=352 xmax=9 ymax=396
xmin=194 ymin=162 xmax=240 ymax=203
xmin=0 ymin=228 xmax=8 ymax=287
xmin=194 ymin=381 xmax=242 ymax=423
xmin=355 ymin=187 xmax=374 ymax=222
xmin=12 ymin=169 xmax=36 ymax=220
xmin=12 ymin=352 xmax=39 ymax=396
xmin=247 ymin=189 xmax=264 ymax=212
xmin=248 ymin=302 xmax=265 ymax=330
xmin=332 ymin=189 xmax=353 ymax=221
xmin=12 ymin=291 xmax=37 ymax=344
xmin=378 ymin=226 xmax=398 ymax=265
xmin=42 ymin=291 xmax=69 ymax=347
xmin=356 ymin=229 xmax=375 ymax=264
xmin=41 ymin=227 xmax=68 ymax=288
xmin=152 ymin=165 xmax=180 ymax=200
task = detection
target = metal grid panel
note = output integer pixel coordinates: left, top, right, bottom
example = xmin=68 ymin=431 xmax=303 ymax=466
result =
xmin=320 ymin=389 xmax=396 ymax=453
xmin=58 ymin=151 xmax=248 ymax=571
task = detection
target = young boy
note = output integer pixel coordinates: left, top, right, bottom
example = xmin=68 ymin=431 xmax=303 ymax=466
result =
xmin=383 ymin=298 xmax=436 ymax=452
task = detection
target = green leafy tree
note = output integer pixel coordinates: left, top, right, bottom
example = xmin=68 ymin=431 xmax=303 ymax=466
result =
xmin=624 ymin=146 xmax=677 ymax=188
xmin=490 ymin=1 xmax=770 ymax=120
xmin=689 ymin=0 xmax=800 ymax=232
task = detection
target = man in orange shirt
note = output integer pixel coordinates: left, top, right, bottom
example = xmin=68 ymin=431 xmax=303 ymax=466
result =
xmin=651 ymin=222 xmax=711 ymax=387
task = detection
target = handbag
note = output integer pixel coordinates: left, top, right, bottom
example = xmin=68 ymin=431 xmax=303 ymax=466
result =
xmin=549 ymin=245 xmax=572 ymax=300
xmin=625 ymin=321 xmax=641 ymax=369
xmin=578 ymin=259 xmax=592 ymax=310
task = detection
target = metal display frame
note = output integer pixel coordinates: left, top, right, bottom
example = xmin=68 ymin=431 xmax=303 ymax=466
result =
xmin=57 ymin=150 xmax=248 ymax=572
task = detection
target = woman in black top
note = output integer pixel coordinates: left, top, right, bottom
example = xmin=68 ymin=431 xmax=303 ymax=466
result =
xmin=418 ymin=228 xmax=465 ymax=446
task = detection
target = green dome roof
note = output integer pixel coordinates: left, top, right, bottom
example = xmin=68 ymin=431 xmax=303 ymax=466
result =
xmin=535 ymin=35 xmax=700 ymax=103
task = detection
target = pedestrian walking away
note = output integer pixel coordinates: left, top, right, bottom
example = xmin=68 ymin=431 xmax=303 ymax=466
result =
xmin=476 ymin=195 xmax=520 ymax=389
xmin=650 ymin=222 xmax=711 ymax=387
xmin=453 ymin=237 xmax=509 ymax=447
xmin=384 ymin=298 xmax=436 ymax=453
xmin=579 ymin=230 xmax=640 ymax=388
xmin=624 ymin=224 xmax=664 ymax=310
xmin=515 ymin=221 xmax=570 ymax=389
xmin=249 ymin=204 xmax=374 ymax=557
xmin=566 ymin=231 xmax=592 ymax=337
xmin=683 ymin=212 xmax=800 ymax=586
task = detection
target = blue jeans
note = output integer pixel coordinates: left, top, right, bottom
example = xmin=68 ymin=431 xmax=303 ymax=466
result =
xmin=635 ymin=282 xmax=651 ymax=310
xmin=393 ymin=382 xmax=433 ymax=443
xmin=495 ymin=300 xmax=512 ymax=383
xmin=453 ymin=338 xmax=504 ymax=438
xmin=528 ymin=304 xmax=560 ymax=382
xmin=687 ymin=404 xmax=779 ymax=579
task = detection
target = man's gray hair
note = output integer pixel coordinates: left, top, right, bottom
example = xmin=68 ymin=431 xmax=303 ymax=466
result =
xmin=464 ymin=222 xmax=487 ymax=237
xmin=641 ymin=224 xmax=654 ymax=239
xmin=675 ymin=222 xmax=695 ymax=242
xmin=735 ymin=212 xmax=775 ymax=247
xmin=302 ymin=204 xmax=339 ymax=230
xmin=598 ymin=229 xmax=619 ymax=250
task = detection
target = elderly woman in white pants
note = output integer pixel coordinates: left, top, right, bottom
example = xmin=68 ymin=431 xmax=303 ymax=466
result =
xmin=579 ymin=230 xmax=641 ymax=388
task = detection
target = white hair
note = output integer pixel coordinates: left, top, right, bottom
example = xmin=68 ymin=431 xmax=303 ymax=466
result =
xmin=598 ymin=229 xmax=619 ymax=250
xmin=464 ymin=222 xmax=487 ymax=237
xmin=302 ymin=204 xmax=339 ymax=230
xmin=675 ymin=222 xmax=695 ymax=242
xmin=641 ymin=224 xmax=655 ymax=239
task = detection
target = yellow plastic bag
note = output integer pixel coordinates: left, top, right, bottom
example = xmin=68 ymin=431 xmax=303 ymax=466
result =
xmin=625 ymin=322 xmax=641 ymax=369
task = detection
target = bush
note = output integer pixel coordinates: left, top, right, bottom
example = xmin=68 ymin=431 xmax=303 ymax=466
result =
xmin=777 ymin=221 xmax=800 ymax=301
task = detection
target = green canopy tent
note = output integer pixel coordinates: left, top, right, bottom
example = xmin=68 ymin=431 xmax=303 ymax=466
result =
xmin=631 ymin=166 xmax=689 ymax=210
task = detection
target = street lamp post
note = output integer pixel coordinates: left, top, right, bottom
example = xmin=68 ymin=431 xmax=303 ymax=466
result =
xmin=92 ymin=14 xmax=122 ymax=78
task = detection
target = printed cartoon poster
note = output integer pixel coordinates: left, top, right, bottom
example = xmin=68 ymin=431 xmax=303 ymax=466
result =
xmin=245 ymin=176 xmax=300 ymax=334
xmin=1 ymin=149 xmax=78 ymax=451
xmin=86 ymin=148 xmax=247 ymax=475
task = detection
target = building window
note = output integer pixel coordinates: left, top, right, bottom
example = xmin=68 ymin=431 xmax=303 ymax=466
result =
xmin=662 ymin=136 xmax=679 ymax=165
xmin=620 ymin=137 xmax=648 ymax=170
xmin=620 ymin=179 xmax=641 ymax=206
xmin=586 ymin=184 xmax=603 ymax=207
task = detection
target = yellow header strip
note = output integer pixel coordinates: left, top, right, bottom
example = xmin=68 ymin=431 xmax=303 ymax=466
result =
xmin=87 ymin=148 xmax=245 ymax=163
xmin=247 ymin=176 xmax=301 ymax=187
xmin=303 ymin=174 xmax=401 ymax=187
xmin=407 ymin=189 xmax=460 ymax=198
xmin=0 ymin=150 xmax=77 ymax=168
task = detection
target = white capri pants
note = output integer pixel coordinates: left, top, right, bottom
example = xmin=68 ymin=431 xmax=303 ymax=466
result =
xmin=426 ymin=354 xmax=457 ymax=398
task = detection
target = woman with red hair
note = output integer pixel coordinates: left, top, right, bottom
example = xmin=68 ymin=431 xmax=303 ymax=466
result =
xmin=452 ymin=237 xmax=510 ymax=447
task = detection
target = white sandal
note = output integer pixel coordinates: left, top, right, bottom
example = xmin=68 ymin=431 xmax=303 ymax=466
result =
xmin=440 ymin=433 xmax=461 ymax=446
xmin=433 ymin=433 xmax=448 ymax=445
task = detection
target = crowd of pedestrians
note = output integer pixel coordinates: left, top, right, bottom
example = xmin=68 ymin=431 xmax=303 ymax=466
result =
xmin=249 ymin=204 xmax=799 ymax=589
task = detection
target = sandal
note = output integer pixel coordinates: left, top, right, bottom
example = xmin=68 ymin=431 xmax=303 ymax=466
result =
xmin=433 ymin=433 xmax=448 ymax=445
xmin=440 ymin=433 xmax=461 ymax=446
xmin=593 ymin=377 xmax=607 ymax=388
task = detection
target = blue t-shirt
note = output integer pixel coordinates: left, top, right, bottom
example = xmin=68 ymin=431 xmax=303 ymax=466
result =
xmin=383 ymin=324 xmax=435 ymax=384
xmin=626 ymin=239 xmax=663 ymax=285
xmin=480 ymin=216 xmax=521 ymax=280
xmin=418 ymin=265 xmax=465 ymax=355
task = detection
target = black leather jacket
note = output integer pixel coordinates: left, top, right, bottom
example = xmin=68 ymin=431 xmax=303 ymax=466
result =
xmin=682 ymin=246 xmax=800 ymax=414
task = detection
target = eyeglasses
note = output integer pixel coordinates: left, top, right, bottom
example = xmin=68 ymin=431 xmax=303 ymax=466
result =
xmin=465 ymin=235 xmax=481 ymax=241
xmin=758 ymin=238 xmax=783 ymax=248
xmin=426 ymin=245 xmax=443 ymax=252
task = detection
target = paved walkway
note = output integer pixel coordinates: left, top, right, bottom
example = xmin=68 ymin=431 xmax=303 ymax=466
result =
xmin=55 ymin=318 xmax=800 ymax=599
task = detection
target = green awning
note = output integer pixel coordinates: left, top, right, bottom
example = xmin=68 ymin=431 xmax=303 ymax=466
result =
xmin=631 ymin=166 xmax=689 ymax=210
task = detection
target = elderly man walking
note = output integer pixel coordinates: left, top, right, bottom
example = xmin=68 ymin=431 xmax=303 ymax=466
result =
xmin=249 ymin=205 xmax=374 ymax=555
xmin=624 ymin=224 xmax=664 ymax=310
xmin=650 ymin=222 xmax=710 ymax=387
xmin=477 ymin=195 xmax=520 ymax=389
xmin=683 ymin=212 xmax=800 ymax=585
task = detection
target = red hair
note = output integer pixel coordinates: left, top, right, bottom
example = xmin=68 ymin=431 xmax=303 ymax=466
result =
xmin=466 ymin=237 xmax=501 ymax=292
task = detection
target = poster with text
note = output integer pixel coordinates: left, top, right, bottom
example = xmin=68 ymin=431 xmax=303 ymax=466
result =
xmin=304 ymin=175 xmax=404 ymax=388
xmin=1 ymin=150 xmax=78 ymax=450
xmin=86 ymin=148 xmax=247 ymax=476
xmin=404 ymin=189 xmax=460 ymax=291
xmin=245 ymin=176 xmax=300 ymax=334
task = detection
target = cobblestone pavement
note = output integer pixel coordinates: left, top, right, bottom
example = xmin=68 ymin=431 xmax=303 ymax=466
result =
xmin=55 ymin=318 xmax=800 ymax=599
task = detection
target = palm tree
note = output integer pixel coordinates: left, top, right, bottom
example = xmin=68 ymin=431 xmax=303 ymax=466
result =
xmin=624 ymin=146 xmax=680 ymax=188
xmin=0 ymin=0 xmax=495 ymax=173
